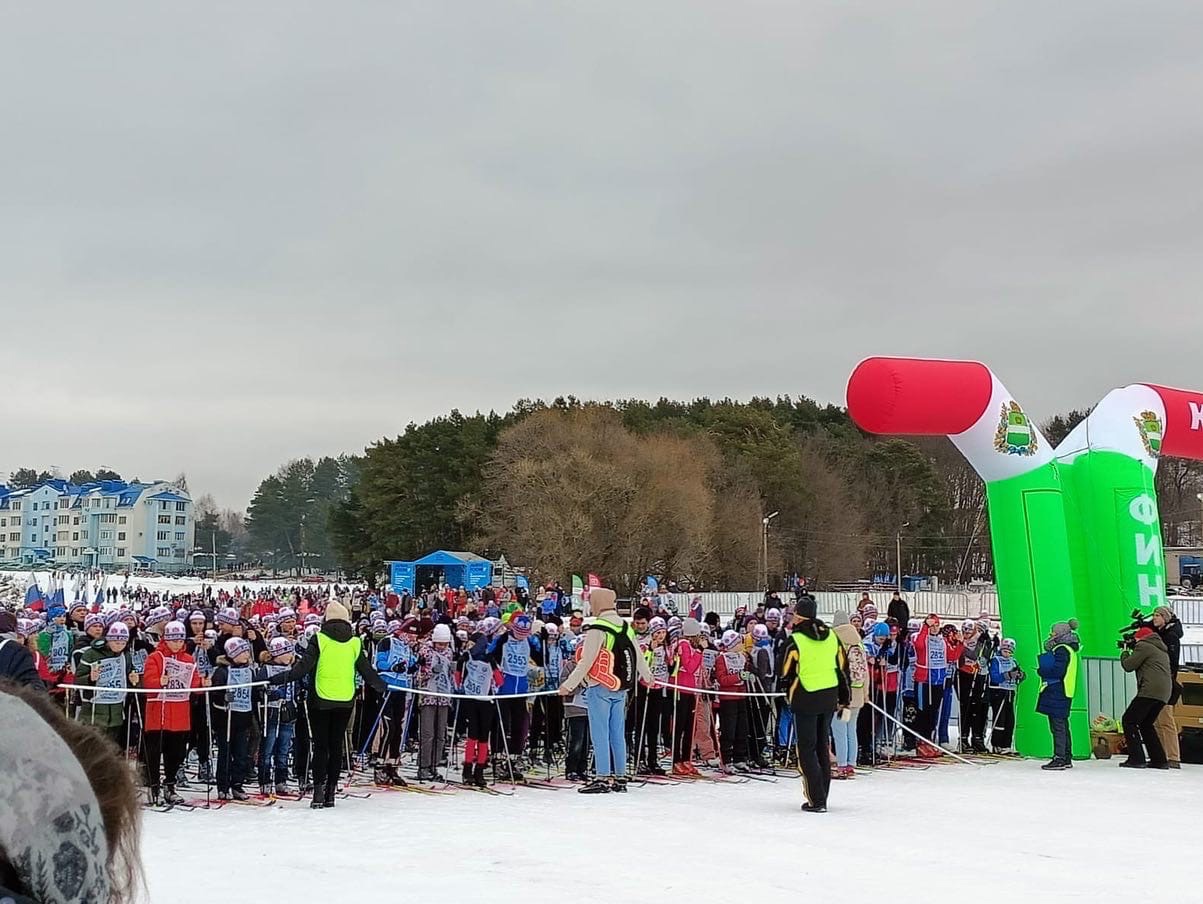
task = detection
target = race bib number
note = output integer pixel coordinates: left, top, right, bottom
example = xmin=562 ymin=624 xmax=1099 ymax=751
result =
xmin=48 ymin=628 xmax=71 ymax=672
xmin=131 ymin=648 xmax=149 ymax=675
xmin=702 ymin=649 xmax=719 ymax=672
xmin=228 ymin=666 xmax=253 ymax=713
xmin=501 ymin=639 xmax=528 ymax=677
xmin=159 ymin=659 xmax=195 ymax=702
xmin=463 ymin=660 xmax=494 ymax=697
xmin=387 ymin=639 xmax=411 ymax=670
xmin=723 ymin=652 xmax=746 ymax=674
xmin=93 ymin=657 xmax=127 ymax=705
xmin=652 ymin=647 xmax=669 ymax=682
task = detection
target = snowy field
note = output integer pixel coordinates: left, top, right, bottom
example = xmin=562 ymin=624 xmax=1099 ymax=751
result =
xmin=142 ymin=759 xmax=1198 ymax=904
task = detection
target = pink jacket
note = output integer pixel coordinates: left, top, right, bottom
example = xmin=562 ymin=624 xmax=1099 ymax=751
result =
xmin=673 ymin=642 xmax=703 ymax=693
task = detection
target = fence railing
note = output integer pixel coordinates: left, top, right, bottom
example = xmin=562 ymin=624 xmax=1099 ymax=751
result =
xmin=1082 ymin=657 xmax=1137 ymax=723
xmin=654 ymin=590 xmax=1001 ymax=621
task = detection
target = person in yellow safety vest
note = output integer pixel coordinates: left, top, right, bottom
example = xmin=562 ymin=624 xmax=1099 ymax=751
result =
xmin=779 ymin=596 xmax=849 ymax=814
xmin=269 ymin=601 xmax=387 ymax=808
xmin=1035 ymin=619 xmax=1080 ymax=771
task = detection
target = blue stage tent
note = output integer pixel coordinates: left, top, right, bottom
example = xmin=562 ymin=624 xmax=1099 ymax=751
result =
xmin=388 ymin=550 xmax=493 ymax=594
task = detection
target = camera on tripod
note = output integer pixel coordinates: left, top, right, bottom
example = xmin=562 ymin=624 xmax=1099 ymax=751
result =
xmin=1116 ymin=608 xmax=1153 ymax=652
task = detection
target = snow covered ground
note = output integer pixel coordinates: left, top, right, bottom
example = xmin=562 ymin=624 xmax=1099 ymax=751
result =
xmin=141 ymin=759 xmax=1198 ymax=904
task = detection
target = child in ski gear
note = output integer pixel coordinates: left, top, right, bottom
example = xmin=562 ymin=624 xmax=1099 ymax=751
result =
xmin=988 ymin=638 xmax=1023 ymax=752
xmin=910 ymin=614 xmax=947 ymax=756
xmin=714 ymin=629 xmax=751 ymax=771
xmin=1037 ymin=620 xmax=1080 ymax=770
xmin=416 ymin=623 xmax=455 ymax=781
xmin=211 ymin=636 xmax=260 ymax=801
xmin=461 ymin=619 xmax=499 ymax=787
xmin=259 ymin=636 xmax=299 ymax=795
xmin=746 ymin=623 xmax=774 ymax=769
xmin=671 ymin=617 xmax=704 ymax=775
xmin=75 ymin=621 xmax=140 ymax=747
xmin=142 ymin=620 xmax=203 ymax=806
xmin=560 ymin=654 xmax=591 ymax=781
xmin=634 ymin=617 xmax=669 ymax=775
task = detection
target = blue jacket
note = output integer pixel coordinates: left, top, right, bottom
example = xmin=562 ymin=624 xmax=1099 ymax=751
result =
xmin=1035 ymin=643 xmax=1076 ymax=718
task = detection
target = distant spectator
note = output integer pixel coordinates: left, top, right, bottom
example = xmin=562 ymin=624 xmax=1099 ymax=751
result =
xmin=0 ymin=610 xmax=46 ymax=691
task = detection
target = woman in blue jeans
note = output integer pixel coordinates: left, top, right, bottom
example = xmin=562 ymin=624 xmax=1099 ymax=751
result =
xmin=558 ymin=589 xmax=654 ymax=794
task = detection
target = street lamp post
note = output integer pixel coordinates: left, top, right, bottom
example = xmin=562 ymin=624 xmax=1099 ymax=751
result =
xmin=761 ymin=511 xmax=780 ymax=590
xmin=1197 ymin=493 xmax=1203 ymax=546
xmin=896 ymin=521 xmax=910 ymax=594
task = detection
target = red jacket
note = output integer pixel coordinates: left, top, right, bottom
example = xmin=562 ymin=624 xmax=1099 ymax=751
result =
xmin=143 ymin=641 xmax=202 ymax=733
xmin=713 ymin=650 xmax=747 ymax=701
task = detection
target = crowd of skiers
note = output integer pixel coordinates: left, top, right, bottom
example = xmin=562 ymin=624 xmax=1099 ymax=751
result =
xmin=0 ymin=580 xmax=1017 ymax=803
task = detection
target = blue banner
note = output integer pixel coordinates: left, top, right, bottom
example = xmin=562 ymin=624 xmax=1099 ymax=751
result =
xmin=466 ymin=560 xmax=493 ymax=591
xmin=515 ymin=574 xmax=529 ymax=590
xmin=389 ymin=561 xmax=416 ymax=593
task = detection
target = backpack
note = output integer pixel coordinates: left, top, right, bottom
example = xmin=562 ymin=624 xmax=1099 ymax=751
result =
xmin=580 ymin=621 xmax=637 ymax=692
xmin=841 ymin=636 xmax=868 ymax=689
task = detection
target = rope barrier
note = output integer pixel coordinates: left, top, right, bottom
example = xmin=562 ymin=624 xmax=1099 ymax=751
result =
xmin=67 ymin=681 xmax=269 ymax=695
xmin=651 ymin=680 xmax=785 ymax=699
xmin=380 ymin=681 xmax=564 ymax=701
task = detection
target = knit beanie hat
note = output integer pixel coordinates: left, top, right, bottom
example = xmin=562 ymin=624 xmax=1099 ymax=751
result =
xmin=833 ymin=611 xmax=850 ymax=627
xmin=48 ymin=606 xmax=67 ymax=621
xmin=1134 ymin=626 xmax=1155 ymax=642
xmin=794 ymin=596 xmax=818 ymax=621
xmin=648 ymin=616 xmax=666 ymax=634
xmin=752 ymin=624 xmax=769 ymax=640
xmin=432 ymin=623 xmax=453 ymax=644
xmin=324 ymin=602 xmax=351 ymax=624
xmin=163 ymin=621 xmax=187 ymax=641
xmin=279 ymin=607 xmax=296 ymax=620
xmin=1000 ymin=638 xmax=1016 ymax=653
xmin=106 ymin=622 xmax=130 ymax=641
xmin=189 ymin=610 xmax=206 ymax=622
xmin=216 ymin=607 xmax=240 ymax=627
xmin=224 ymin=637 xmax=252 ymax=659
xmin=269 ymin=636 xmax=293 ymax=657
xmin=766 ymin=608 xmax=782 ymax=622
xmin=304 ymin=614 xmax=322 ymax=627
xmin=84 ymin=613 xmax=106 ymax=631
xmin=145 ymin=606 xmax=171 ymax=630
xmin=682 ymin=617 xmax=702 ymax=638
xmin=509 ymin=614 xmax=532 ymax=639
xmin=1153 ymin=605 xmax=1175 ymax=622
xmin=720 ymin=630 xmax=740 ymax=650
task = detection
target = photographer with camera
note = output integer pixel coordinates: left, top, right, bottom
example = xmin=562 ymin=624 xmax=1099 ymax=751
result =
xmin=1151 ymin=605 xmax=1183 ymax=769
xmin=1118 ymin=624 xmax=1172 ymax=769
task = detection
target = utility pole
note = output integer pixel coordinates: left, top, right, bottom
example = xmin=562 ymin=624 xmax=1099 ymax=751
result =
xmin=761 ymin=511 xmax=779 ymax=590
xmin=896 ymin=521 xmax=910 ymax=594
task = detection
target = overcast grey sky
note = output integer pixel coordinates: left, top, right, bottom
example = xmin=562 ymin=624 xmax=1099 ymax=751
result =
xmin=4 ymin=2 xmax=1203 ymax=508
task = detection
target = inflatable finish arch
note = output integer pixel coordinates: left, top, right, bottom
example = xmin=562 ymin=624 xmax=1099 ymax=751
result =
xmin=847 ymin=357 xmax=1203 ymax=757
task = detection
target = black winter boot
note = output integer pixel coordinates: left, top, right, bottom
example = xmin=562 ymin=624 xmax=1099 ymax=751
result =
xmin=311 ymin=781 xmax=326 ymax=809
xmin=472 ymin=764 xmax=487 ymax=788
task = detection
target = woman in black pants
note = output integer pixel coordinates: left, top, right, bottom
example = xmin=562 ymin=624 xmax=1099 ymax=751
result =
xmin=269 ymin=602 xmax=386 ymax=808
